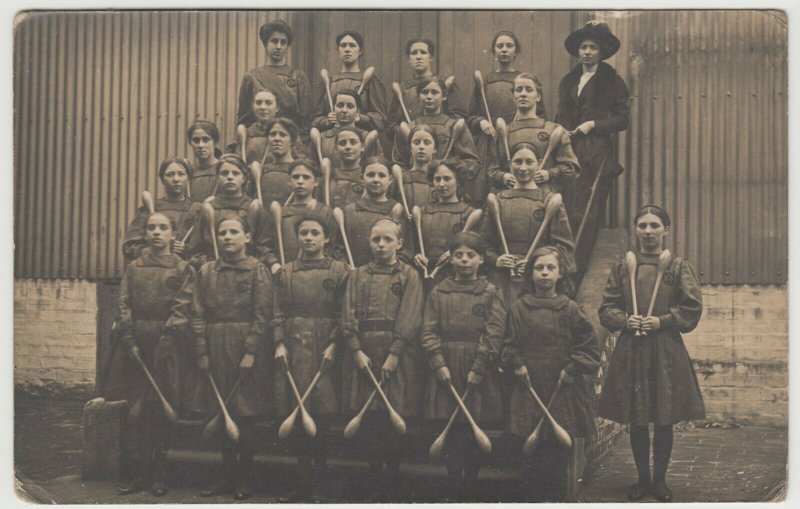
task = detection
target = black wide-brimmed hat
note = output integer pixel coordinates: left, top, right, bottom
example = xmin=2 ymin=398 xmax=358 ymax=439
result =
xmin=564 ymin=21 xmax=620 ymax=60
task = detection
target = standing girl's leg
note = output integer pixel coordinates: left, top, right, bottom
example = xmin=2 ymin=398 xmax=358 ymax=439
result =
xmin=234 ymin=417 xmax=257 ymax=500
xmin=652 ymin=424 xmax=674 ymax=501
xmin=628 ymin=424 xmax=652 ymax=500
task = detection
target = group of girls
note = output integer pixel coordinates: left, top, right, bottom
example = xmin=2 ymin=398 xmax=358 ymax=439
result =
xmin=115 ymin=18 xmax=706 ymax=504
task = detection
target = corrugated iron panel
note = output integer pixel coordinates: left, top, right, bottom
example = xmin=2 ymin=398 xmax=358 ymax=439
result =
xmin=599 ymin=10 xmax=787 ymax=284
xmin=14 ymin=10 xmax=294 ymax=279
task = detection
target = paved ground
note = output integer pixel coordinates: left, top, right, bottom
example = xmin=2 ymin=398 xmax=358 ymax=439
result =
xmin=14 ymin=395 xmax=787 ymax=503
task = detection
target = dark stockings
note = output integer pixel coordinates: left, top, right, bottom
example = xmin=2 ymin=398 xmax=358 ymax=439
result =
xmin=630 ymin=424 xmax=674 ymax=484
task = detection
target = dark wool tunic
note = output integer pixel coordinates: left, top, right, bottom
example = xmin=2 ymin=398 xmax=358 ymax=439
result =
xmin=312 ymin=125 xmax=383 ymax=166
xmin=257 ymin=199 xmax=337 ymax=268
xmin=190 ymin=256 xmax=274 ymax=417
xmin=312 ymin=70 xmax=389 ymax=133
xmin=272 ymin=258 xmax=350 ymax=417
xmin=502 ymin=294 xmax=600 ymax=439
xmin=480 ymin=187 xmax=576 ymax=304
xmin=421 ymin=277 xmax=506 ymax=424
xmin=340 ymin=196 xmax=406 ymax=268
xmin=189 ymin=161 xmax=220 ymax=203
xmin=487 ymin=117 xmax=580 ymax=198
xmin=237 ymin=64 xmax=314 ymax=132
xmin=329 ymin=166 xmax=364 ymax=210
xmin=341 ymin=261 xmax=424 ymax=417
xmin=392 ymin=113 xmax=483 ymax=206
xmin=197 ymin=195 xmax=262 ymax=259
xmin=254 ymin=161 xmax=293 ymax=206
xmin=555 ymin=62 xmax=629 ymax=270
xmin=598 ymin=252 xmax=706 ymax=426
xmin=416 ymin=201 xmax=476 ymax=280
xmin=122 ymin=197 xmax=203 ymax=263
xmin=118 ymin=251 xmax=194 ymax=412
xmin=389 ymin=167 xmax=434 ymax=211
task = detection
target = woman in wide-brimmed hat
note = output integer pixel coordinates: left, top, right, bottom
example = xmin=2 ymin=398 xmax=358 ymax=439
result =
xmin=555 ymin=20 xmax=630 ymax=274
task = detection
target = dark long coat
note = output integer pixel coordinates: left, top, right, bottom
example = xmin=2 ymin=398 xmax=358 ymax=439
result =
xmin=598 ymin=252 xmax=706 ymax=426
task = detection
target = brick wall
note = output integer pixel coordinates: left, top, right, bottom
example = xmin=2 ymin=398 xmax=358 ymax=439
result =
xmin=686 ymin=285 xmax=788 ymax=427
xmin=14 ymin=279 xmax=97 ymax=390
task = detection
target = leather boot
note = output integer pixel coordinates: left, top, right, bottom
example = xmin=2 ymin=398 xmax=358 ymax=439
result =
xmin=150 ymin=451 xmax=169 ymax=497
xmin=118 ymin=458 xmax=148 ymax=496
xmin=200 ymin=448 xmax=236 ymax=497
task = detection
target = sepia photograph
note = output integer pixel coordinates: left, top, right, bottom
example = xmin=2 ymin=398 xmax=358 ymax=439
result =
xmin=11 ymin=4 xmax=789 ymax=505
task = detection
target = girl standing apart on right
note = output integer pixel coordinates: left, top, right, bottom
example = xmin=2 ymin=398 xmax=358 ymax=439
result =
xmin=598 ymin=206 xmax=704 ymax=503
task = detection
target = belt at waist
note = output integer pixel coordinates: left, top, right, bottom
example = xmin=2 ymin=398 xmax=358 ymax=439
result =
xmin=359 ymin=319 xmax=395 ymax=333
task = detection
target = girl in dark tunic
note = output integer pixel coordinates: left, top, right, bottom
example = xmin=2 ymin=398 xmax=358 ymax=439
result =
xmin=388 ymin=39 xmax=467 ymax=133
xmin=198 ymin=155 xmax=261 ymax=260
xmin=237 ymin=20 xmax=313 ymax=136
xmin=253 ymin=117 xmax=300 ymax=206
xmin=413 ymin=159 xmax=476 ymax=286
xmin=235 ymin=88 xmax=281 ymax=166
xmin=312 ymin=90 xmax=383 ymax=163
xmin=312 ymin=30 xmax=388 ymax=134
xmin=392 ymin=78 xmax=482 ymax=206
xmin=468 ymin=31 xmax=546 ymax=175
xmin=193 ymin=216 xmax=273 ymax=501
xmin=481 ymin=142 xmax=575 ymax=305
xmin=598 ymin=206 xmax=704 ymax=503
xmin=123 ymin=158 xmax=202 ymax=264
xmin=272 ymin=215 xmax=350 ymax=502
xmin=187 ymin=120 xmax=222 ymax=202
xmin=340 ymin=156 xmax=406 ymax=267
xmin=117 ymin=213 xmax=194 ymax=497
xmin=502 ymin=246 xmax=600 ymax=502
xmin=341 ymin=217 xmax=423 ymax=502
xmin=421 ymin=232 xmax=505 ymax=500
xmin=556 ymin=21 xmax=630 ymax=271
xmin=330 ymin=127 xmax=366 ymax=209
xmin=391 ymin=124 xmax=437 ymax=211
xmin=487 ymin=73 xmax=579 ymax=197
xmin=258 ymin=159 xmax=337 ymax=275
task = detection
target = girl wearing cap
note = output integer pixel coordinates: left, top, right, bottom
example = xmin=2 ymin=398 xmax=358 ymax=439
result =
xmin=421 ymin=231 xmax=505 ymax=501
xmin=392 ymin=78 xmax=483 ymax=206
xmin=117 ymin=212 xmax=194 ymax=497
xmin=123 ymin=158 xmax=202 ymax=264
xmin=313 ymin=30 xmax=388 ymax=134
xmin=312 ymin=90 xmax=383 ymax=164
xmin=488 ymin=73 xmax=579 ymax=198
xmin=480 ymin=141 xmax=575 ymax=305
xmin=237 ymin=20 xmax=313 ymax=134
xmin=556 ymin=20 xmax=630 ymax=271
xmin=598 ymin=206 xmax=704 ymax=503
xmin=187 ymin=121 xmax=223 ymax=202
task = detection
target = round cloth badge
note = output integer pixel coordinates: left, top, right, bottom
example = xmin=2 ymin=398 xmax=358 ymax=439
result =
xmin=533 ymin=209 xmax=546 ymax=222
xmin=663 ymin=272 xmax=676 ymax=286
xmin=537 ymin=131 xmax=550 ymax=143
xmin=165 ymin=276 xmax=180 ymax=291
xmin=353 ymin=183 xmax=364 ymax=194
xmin=323 ymin=279 xmax=335 ymax=291
xmin=286 ymin=78 xmax=297 ymax=88
xmin=559 ymin=315 xmax=572 ymax=329
xmin=452 ymin=223 xmax=463 ymax=234
xmin=236 ymin=281 xmax=251 ymax=293
xmin=472 ymin=303 xmax=485 ymax=318
xmin=390 ymin=282 xmax=403 ymax=296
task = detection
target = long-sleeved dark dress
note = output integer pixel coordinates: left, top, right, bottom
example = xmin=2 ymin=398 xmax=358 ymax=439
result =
xmin=272 ymin=257 xmax=350 ymax=417
xmin=340 ymin=196 xmax=406 ymax=268
xmin=502 ymin=293 xmax=600 ymax=439
xmin=237 ymin=64 xmax=314 ymax=134
xmin=190 ymin=256 xmax=274 ymax=417
xmin=421 ymin=277 xmax=506 ymax=424
xmin=340 ymin=260 xmax=424 ymax=417
xmin=312 ymin=70 xmax=389 ymax=134
xmin=556 ymin=62 xmax=629 ymax=270
xmin=189 ymin=161 xmax=220 ymax=203
xmin=598 ymin=252 xmax=705 ymax=426
xmin=257 ymin=199 xmax=337 ymax=269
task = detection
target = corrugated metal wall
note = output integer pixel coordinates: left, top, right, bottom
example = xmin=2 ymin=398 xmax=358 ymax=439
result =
xmin=599 ymin=10 xmax=787 ymax=284
xmin=14 ymin=10 xmax=787 ymax=283
xmin=14 ymin=10 xmax=296 ymax=279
